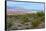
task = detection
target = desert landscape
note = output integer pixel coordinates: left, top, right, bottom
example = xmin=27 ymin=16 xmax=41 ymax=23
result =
xmin=6 ymin=8 xmax=45 ymax=30
xmin=6 ymin=1 xmax=45 ymax=31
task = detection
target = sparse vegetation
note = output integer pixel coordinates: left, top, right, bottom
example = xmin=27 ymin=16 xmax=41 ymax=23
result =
xmin=31 ymin=18 xmax=41 ymax=27
xmin=6 ymin=11 xmax=45 ymax=30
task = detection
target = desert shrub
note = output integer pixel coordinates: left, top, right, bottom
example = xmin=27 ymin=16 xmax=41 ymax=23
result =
xmin=20 ymin=15 xmax=30 ymax=24
xmin=6 ymin=15 xmax=16 ymax=30
xmin=40 ymin=16 xmax=45 ymax=22
xmin=36 ymin=11 xmax=45 ymax=22
xmin=31 ymin=18 xmax=41 ymax=27
xmin=7 ymin=21 xmax=14 ymax=28
xmin=36 ymin=11 xmax=44 ymax=17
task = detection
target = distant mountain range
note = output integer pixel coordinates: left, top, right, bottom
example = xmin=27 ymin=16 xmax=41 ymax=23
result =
xmin=7 ymin=6 xmax=42 ymax=15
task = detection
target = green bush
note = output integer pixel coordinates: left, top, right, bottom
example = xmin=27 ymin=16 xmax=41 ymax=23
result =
xmin=31 ymin=18 xmax=41 ymax=27
xmin=6 ymin=16 xmax=16 ymax=30
xmin=20 ymin=15 xmax=30 ymax=24
xmin=36 ymin=11 xmax=44 ymax=17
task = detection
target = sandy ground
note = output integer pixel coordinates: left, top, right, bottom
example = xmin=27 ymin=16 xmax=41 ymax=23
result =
xmin=9 ymin=28 xmax=45 ymax=31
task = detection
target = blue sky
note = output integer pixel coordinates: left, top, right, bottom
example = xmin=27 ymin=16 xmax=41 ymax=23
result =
xmin=7 ymin=1 xmax=44 ymax=10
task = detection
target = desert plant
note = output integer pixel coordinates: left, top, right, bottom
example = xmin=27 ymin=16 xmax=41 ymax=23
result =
xmin=6 ymin=16 xmax=16 ymax=30
xmin=31 ymin=18 xmax=41 ymax=27
xmin=20 ymin=15 xmax=30 ymax=24
xmin=36 ymin=11 xmax=44 ymax=17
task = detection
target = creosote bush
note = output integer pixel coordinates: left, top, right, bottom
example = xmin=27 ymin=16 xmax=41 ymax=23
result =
xmin=6 ymin=16 xmax=15 ymax=30
xmin=31 ymin=17 xmax=41 ymax=27
xmin=20 ymin=16 xmax=30 ymax=24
